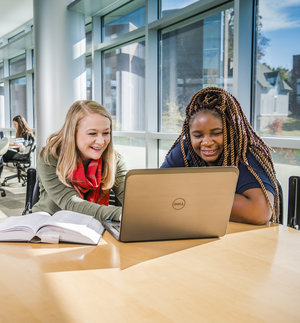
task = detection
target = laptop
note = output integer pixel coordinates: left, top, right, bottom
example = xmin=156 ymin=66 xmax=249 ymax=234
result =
xmin=102 ymin=167 xmax=239 ymax=242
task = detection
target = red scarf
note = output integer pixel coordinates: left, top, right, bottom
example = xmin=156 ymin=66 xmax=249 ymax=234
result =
xmin=69 ymin=157 xmax=110 ymax=206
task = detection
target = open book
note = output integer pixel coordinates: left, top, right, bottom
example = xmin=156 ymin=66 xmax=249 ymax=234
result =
xmin=0 ymin=210 xmax=105 ymax=245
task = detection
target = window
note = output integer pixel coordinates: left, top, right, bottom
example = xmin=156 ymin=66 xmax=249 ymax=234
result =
xmin=297 ymin=78 xmax=300 ymax=105
xmin=102 ymin=40 xmax=145 ymax=131
xmin=159 ymin=139 xmax=174 ymax=165
xmin=254 ymin=0 xmax=300 ymax=138
xmin=0 ymin=63 xmax=4 ymax=79
xmin=10 ymin=77 xmax=27 ymax=123
xmin=86 ymin=22 xmax=92 ymax=53
xmin=114 ymin=136 xmax=146 ymax=169
xmin=0 ymin=82 xmax=4 ymax=128
xmin=8 ymin=30 xmax=25 ymax=42
xmin=159 ymin=8 xmax=234 ymax=132
xmin=102 ymin=0 xmax=145 ymax=42
xmin=161 ymin=0 xmax=200 ymax=17
xmin=31 ymin=49 xmax=34 ymax=69
xmin=86 ymin=55 xmax=92 ymax=100
xmin=9 ymin=54 xmax=26 ymax=76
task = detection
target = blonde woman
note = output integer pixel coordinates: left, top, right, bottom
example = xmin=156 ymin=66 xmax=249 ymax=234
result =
xmin=33 ymin=100 xmax=126 ymax=221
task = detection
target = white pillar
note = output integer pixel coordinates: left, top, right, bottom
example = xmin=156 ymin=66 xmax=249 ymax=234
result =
xmin=33 ymin=0 xmax=86 ymax=152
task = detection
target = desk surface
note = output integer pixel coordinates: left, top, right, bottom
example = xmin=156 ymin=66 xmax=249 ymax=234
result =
xmin=0 ymin=222 xmax=299 ymax=323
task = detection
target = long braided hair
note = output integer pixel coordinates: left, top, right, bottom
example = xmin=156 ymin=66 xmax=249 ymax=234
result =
xmin=167 ymin=87 xmax=279 ymax=222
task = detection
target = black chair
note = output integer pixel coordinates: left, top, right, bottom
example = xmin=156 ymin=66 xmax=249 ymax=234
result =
xmin=277 ymin=180 xmax=283 ymax=225
xmin=22 ymin=168 xmax=40 ymax=215
xmin=2 ymin=142 xmax=36 ymax=187
xmin=109 ymin=190 xmax=122 ymax=206
xmin=287 ymin=176 xmax=300 ymax=230
xmin=0 ymin=137 xmax=9 ymax=197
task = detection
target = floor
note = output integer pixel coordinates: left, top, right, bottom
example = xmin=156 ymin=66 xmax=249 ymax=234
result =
xmin=0 ymin=166 xmax=26 ymax=222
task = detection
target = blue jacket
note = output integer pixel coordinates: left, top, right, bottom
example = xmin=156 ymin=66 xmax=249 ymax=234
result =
xmin=161 ymin=140 xmax=275 ymax=196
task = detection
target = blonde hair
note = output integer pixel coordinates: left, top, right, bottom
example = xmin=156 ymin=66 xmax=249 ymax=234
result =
xmin=41 ymin=100 xmax=116 ymax=190
xmin=167 ymin=87 xmax=279 ymax=223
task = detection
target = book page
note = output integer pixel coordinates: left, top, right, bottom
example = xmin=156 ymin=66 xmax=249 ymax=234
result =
xmin=0 ymin=212 xmax=51 ymax=242
xmin=36 ymin=210 xmax=104 ymax=245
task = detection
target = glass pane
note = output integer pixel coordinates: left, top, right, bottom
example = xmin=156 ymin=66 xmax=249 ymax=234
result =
xmin=161 ymin=0 xmax=199 ymax=17
xmin=159 ymin=139 xmax=175 ymax=166
xmin=0 ymin=63 xmax=4 ymax=79
xmin=31 ymin=50 xmax=34 ymax=68
xmin=8 ymin=30 xmax=25 ymax=42
xmin=86 ymin=55 xmax=92 ymax=100
xmin=113 ymin=136 xmax=146 ymax=169
xmin=103 ymin=41 xmax=145 ymax=131
xmin=102 ymin=0 xmax=145 ymax=42
xmin=160 ymin=8 xmax=234 ymax=132
xmin=272 ymin=147 xmax=300 ymax=166
xmin=272 ymin=148 xmax=300 ymax=224
xmin=86 ymin=23 xmax=92 ymax=53
xmin=254 ymin=0 xmax=300 ymax=138
xmin=9 ymin=54 xmax=26 ymax=75
xmin=32 ymin=73 xmax=35 ymax=128
xmin=0 ymin=82 xmax=4 ymax=128
xmin=10 ymin=77 xmax=27 ymax=124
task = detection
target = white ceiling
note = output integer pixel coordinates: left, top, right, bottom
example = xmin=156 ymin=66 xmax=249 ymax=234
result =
xmin=0 ymin=0 xmax=33 ymax=39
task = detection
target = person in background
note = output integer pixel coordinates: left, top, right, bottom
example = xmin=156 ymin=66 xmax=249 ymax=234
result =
xmin=2 ymin=115 xmax=35 ymax=162
xmin=161 ymin=87 xmax=279 ymax=225
xmin=33 ymin=100 xmax=126 ymax=222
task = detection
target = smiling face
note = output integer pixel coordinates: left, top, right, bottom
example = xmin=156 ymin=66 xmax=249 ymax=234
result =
xmin=189 ymin=111 xmax=224 ymax=166
xmin=76 ymin=112 xmax=111 ymax=165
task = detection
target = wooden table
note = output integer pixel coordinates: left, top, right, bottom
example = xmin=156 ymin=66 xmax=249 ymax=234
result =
xmin=0 ymin=222 xmax=299 ymax=322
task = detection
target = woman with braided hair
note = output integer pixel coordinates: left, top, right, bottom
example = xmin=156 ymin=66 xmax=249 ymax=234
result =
xmin=161 ymin=87 xmax=279 ymax=225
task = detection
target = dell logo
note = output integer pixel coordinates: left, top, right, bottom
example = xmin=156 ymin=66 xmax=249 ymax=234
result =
xmin=172 ymin=198 xmax=186 ymax=210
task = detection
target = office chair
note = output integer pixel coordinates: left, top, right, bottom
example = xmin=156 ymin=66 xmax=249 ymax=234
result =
xmin=23 ymin=168 xmax=40 ymax=215
xmin=287 ymin=176 xmax=300 ymax=230
xmin=277 ymin=180 xmax=283 ymax=225
xmin=2 ymin=141 xmax=36 ymax=187
xmin=0 ymin=137 xmax=9 ymax=197
xmin=109 ymin=190 xmax=122 ymax=206
xmin=22 ymin=168 xmax=122 ymax=215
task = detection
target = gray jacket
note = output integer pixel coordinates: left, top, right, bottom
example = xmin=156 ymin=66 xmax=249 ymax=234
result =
xmin=32 ymin=153 xmax=127 ymax=221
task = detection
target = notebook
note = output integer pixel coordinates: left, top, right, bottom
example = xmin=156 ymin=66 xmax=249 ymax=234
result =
xmin=102 ymin=167 xmax=239 ymax=242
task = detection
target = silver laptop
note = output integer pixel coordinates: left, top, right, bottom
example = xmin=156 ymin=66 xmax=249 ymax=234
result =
xmin=102 ymin=167 xmax=239 ymax=242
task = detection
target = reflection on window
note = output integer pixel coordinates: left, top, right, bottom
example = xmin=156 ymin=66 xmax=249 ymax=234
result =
xmin=9 ymin=54 xmax=26 ymax=76
xmin=10 ymin=77 xmax=27 ymax=123
xmin=103 ymin=41 xmax=145 ymax=131
xmin=160 ymin=8 xmax=234 ymax=132
xmin=102 ymin=0 xmax=145 ymax=42
xmin=255 ymin=0 xmax=300 ymax=137
xmin=114 ymin=136 xmax=146 ymax=169
xmin=86 ymin=55 xmax=92 ymax=100
xmin=161 ymin=0 xmax=199 ymax=17
xmin=159 ymin=139 xmax=175 ymax=166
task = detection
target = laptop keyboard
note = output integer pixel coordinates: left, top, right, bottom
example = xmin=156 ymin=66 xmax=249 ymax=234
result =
xmin=112 ymin=223 xmax=121 ymax=231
